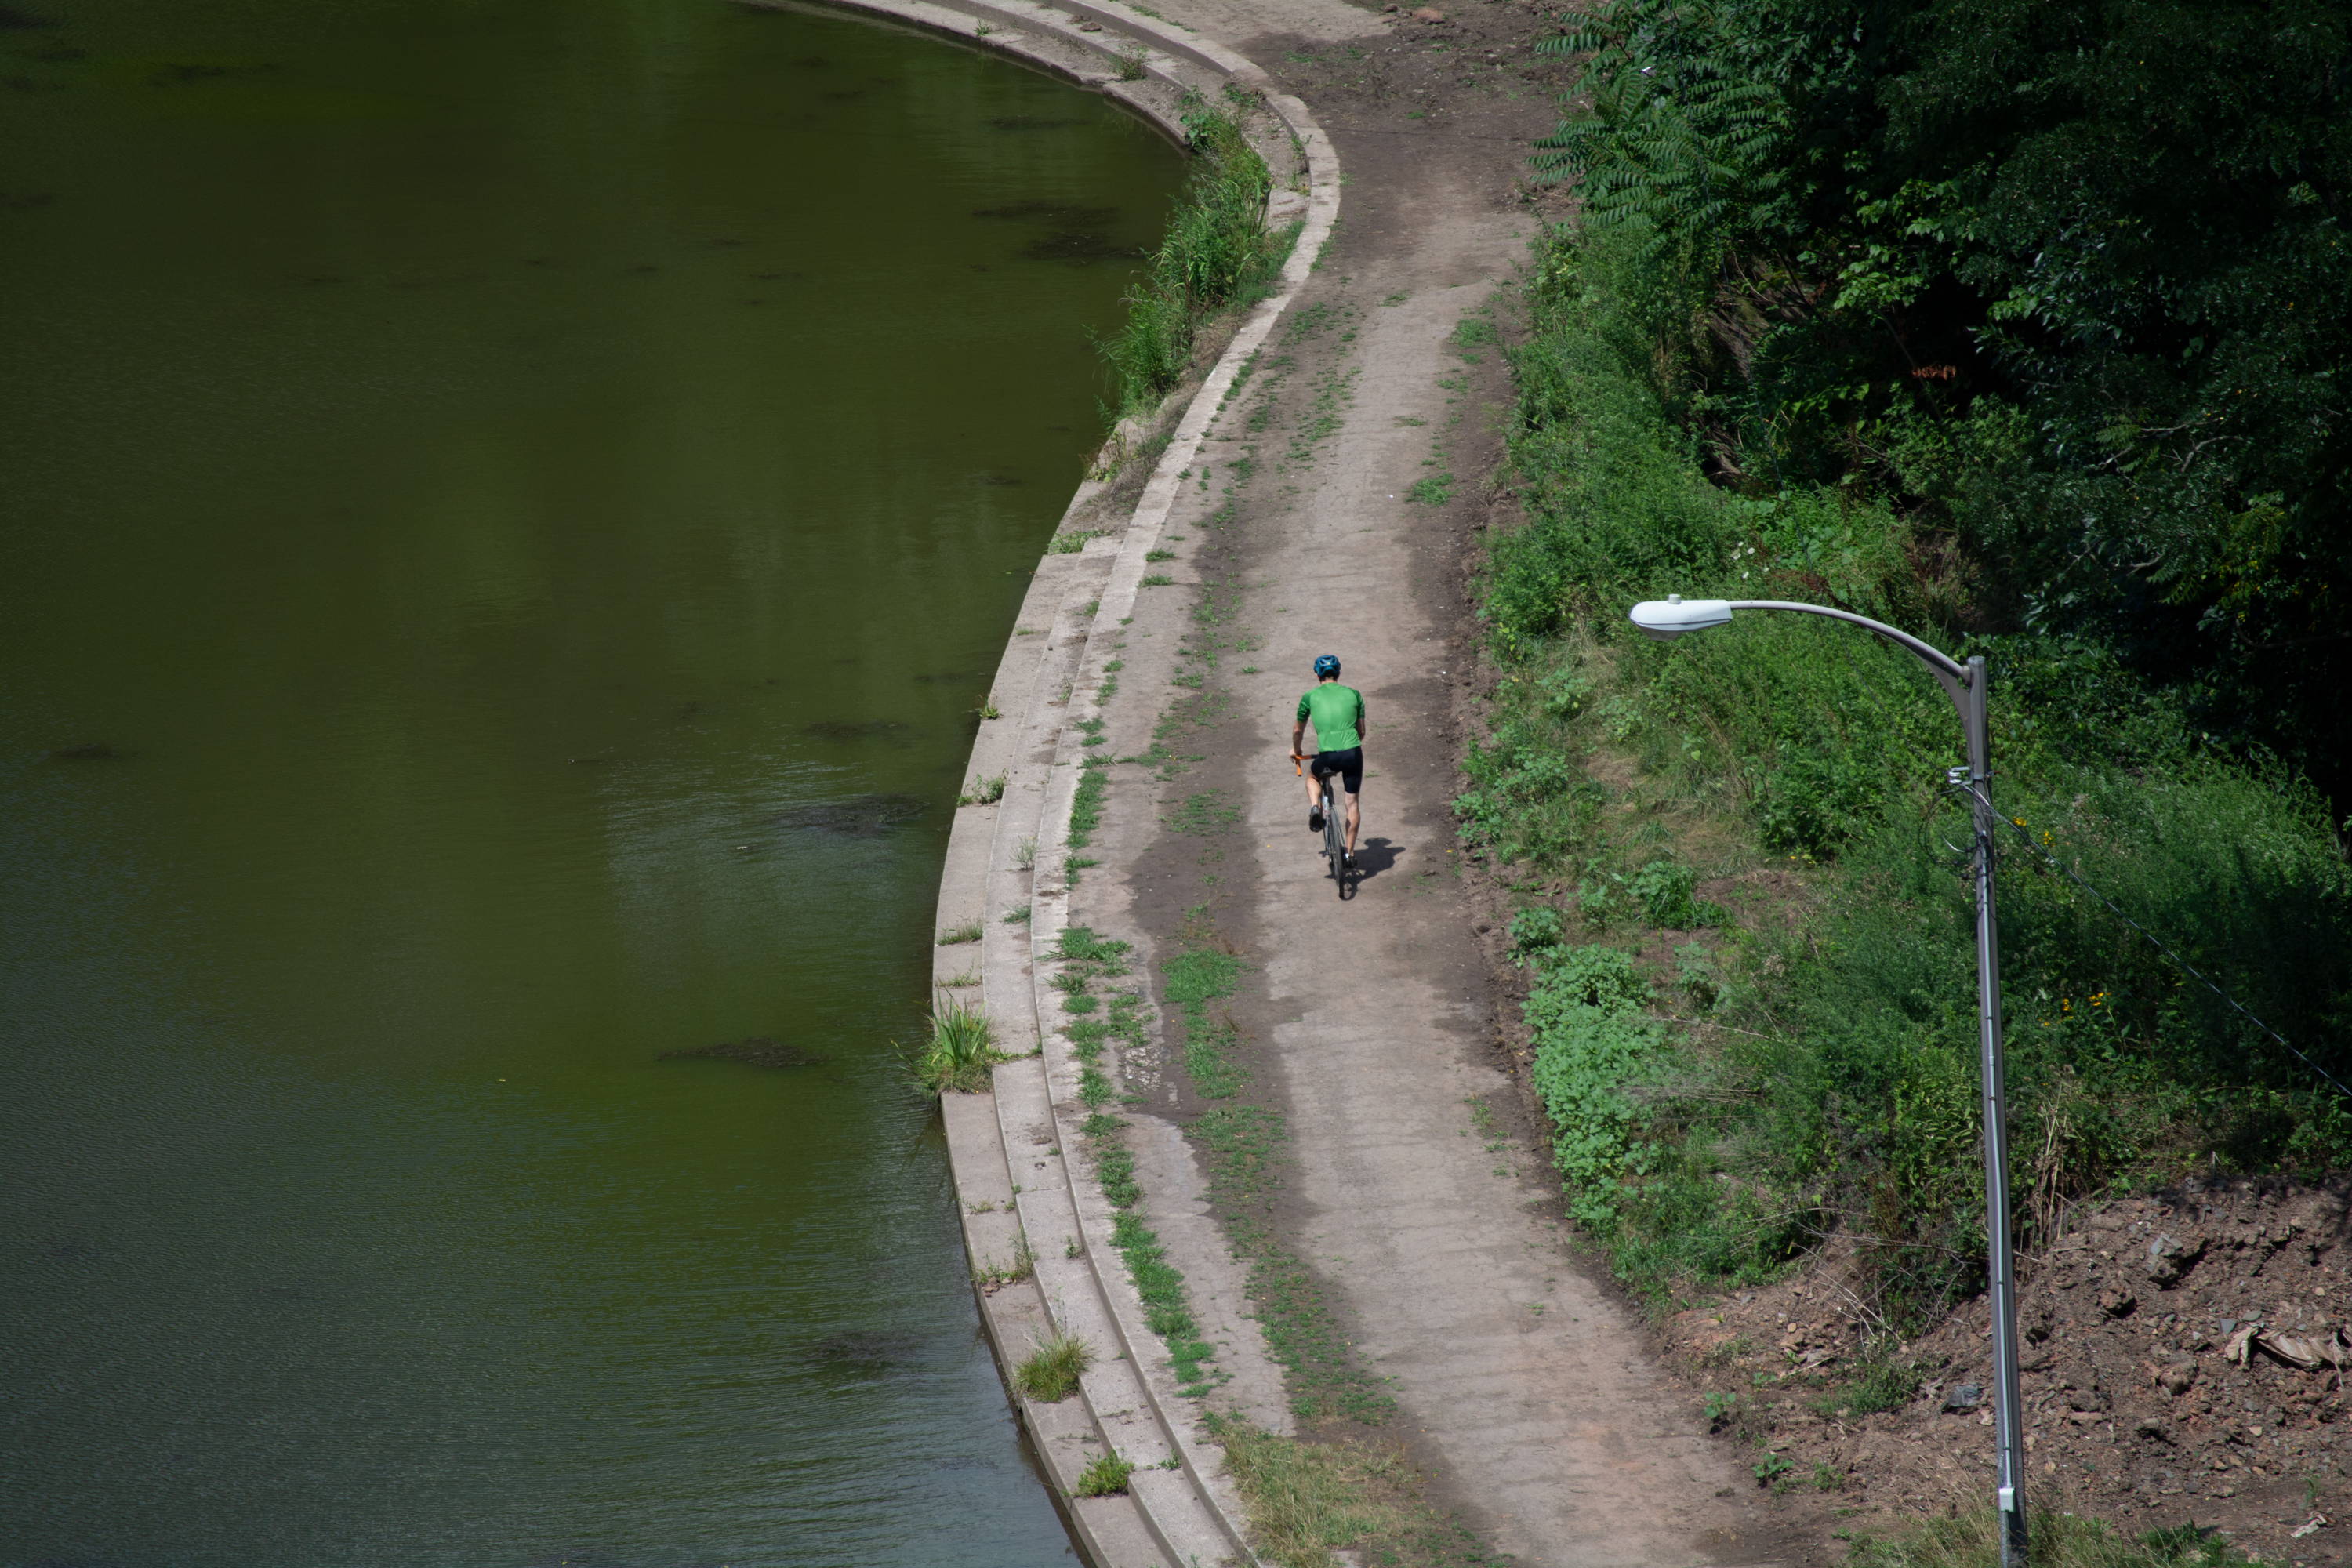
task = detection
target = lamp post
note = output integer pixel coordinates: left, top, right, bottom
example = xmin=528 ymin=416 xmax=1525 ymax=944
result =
xmin=1627 ymin=595 xmax=2027 ymax=1568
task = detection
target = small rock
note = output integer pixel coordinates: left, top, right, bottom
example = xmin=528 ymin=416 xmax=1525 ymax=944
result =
xmin=2146 ymin=1232 xmax=2205 ymax=1288
xmin=1943 ymin=1384 xmax=1984 ymax=1413
xmin=2135 ymin=1417 xmax=2174 ymax=1443
xmin=2157 ymin=1359 xmax=2199 ymax=1396
xmin=2099 ymin=1284 xmax=2139 ymax=1318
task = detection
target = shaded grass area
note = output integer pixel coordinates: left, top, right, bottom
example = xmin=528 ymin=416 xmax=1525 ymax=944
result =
xmin=1194 ymin=1106 xmax=1393 ymax=1428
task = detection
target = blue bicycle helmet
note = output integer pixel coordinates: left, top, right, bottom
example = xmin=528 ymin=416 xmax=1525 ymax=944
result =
xmin=1312 ymin=653 xmax=1341 ymax=678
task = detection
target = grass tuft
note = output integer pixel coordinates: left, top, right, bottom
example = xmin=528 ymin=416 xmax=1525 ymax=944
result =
xmin=914 ymin=997 xmax=1004 ymax=1094
xmin=1068 ymin=756 xmax=1111 ymax=848
xmin=971 ymin=1234 xmax=1035 ymax=1290
xmin=1075 ymin=1450 xmax=1137 ymax=1497
xmin=1014 ymin=1330 xmax=1093 ymax=1402
xmin=958 ymin=772 xmax=1006 ymax=806
xmin=936 ymin=920 xmax=983 ymax=946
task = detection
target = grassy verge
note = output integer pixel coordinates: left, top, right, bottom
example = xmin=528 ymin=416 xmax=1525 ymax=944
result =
xmin=1164 ymin=944 xmax=1246 ymax=1098
xmin=1209 ymin=1417 xmax=1512 ymax=1568
xmin=1056 ymin=925 xmax=1221 ymax=1393
xmin=1468 ymin=227 xmax=2352 ymax=1330
xmin=1842 ymin=1507 xmax=2256 ymax=1567
xmin=1098 ymin=90 xmax=1298 ymax=421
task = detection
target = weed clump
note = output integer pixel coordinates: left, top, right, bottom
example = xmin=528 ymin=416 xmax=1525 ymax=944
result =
xmin=1014 ymin=1330 xmax=1093 ymax=1402
xmin=1074 ymin=1450 xmax=1136 ymax=1497
xmin=913 ymin=997 xmax=1004 ymax=1094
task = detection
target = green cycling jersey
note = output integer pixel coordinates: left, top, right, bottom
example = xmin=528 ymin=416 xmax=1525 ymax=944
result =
xmin=1294 ymin=682 xmax=1365 ymax=752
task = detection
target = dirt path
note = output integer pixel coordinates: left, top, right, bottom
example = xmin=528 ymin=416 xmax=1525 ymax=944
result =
xmin=1083 ymin=2 xmax=1794 ymax=1562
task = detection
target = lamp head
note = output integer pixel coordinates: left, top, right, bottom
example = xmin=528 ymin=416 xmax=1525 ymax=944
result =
xmin=1627 ymin=594 xmax=1733 ymax=641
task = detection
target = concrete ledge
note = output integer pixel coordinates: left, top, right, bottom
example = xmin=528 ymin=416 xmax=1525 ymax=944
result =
xmin=788 ymin=0 xmax=1341 ymax=1558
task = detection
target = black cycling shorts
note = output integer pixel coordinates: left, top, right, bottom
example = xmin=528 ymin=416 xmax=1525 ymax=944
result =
xmin=1309 ymin=746 xmax=1364 ymax=795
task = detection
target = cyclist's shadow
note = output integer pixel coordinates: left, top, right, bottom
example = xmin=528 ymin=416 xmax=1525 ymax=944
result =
xmin=1349 ymin=836 xmax=1403 ymax=883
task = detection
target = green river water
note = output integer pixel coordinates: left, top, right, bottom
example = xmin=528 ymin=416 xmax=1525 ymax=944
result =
xmin=0 ymin=2 xmax=1182 ymax=1563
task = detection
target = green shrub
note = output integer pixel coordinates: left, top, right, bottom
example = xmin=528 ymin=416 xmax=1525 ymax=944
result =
xmin=1629 ymin=858 xmax=1722 ymax=927
xmin=1507 ymin=906 xmax=1566 ymax=965
xmin=1523 ymin=946 xmax=1662 ymax=1228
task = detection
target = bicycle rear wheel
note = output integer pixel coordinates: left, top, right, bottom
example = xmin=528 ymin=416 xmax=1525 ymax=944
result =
xmin=1322 ymin=779 xmax=1342 ymax=885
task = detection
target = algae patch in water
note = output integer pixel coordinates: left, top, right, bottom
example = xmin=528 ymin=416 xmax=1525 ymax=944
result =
xmin=800 ymin=720 xmax=912 ymax=744
xmin=1020 ymin=230 xmax=1143 ymax=264
xmin=658 ymin=1036 xmax=818 ymax=1069
xmin=771 ymin=793 xmax=927 ymax=837
xmin=971 ymin=200 xmax=1118 ymax=225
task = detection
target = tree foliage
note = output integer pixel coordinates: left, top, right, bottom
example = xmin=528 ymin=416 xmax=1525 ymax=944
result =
xmin=1538 ymin=0 xmax=2352 ymax=796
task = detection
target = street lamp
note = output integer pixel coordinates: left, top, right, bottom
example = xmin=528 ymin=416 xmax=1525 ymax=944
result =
xmin=1628 ymin=595 xmax=2027 ymax=1568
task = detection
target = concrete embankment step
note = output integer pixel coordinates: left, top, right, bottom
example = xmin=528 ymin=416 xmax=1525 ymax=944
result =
xmin=906 ymin=0 xmax=1345 ymax=1551
xmin=935 ymin=540 xmax=1218 ymax=1568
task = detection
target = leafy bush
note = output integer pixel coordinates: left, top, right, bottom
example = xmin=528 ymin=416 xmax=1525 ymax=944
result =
xmin=1629 ymin=859 xmax=1722 ymax=927
xmin=1524 ymin=946 xmax=1661 ymax=1227
xmin=1507 ymin=906 xmax=1566 ymax=965
xmin=1530 ymin=0 xmax=2352 ymax=805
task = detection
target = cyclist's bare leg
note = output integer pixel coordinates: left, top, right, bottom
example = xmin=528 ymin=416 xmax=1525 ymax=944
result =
xmin=1342 ymin=789 xmax=1360 ymax=854
xmin=1304 ymin=768 xmax=1326 ymax=815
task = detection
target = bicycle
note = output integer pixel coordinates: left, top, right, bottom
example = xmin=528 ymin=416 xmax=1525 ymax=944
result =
xmin=1295 ymin=755 xmax=1353 ymax=899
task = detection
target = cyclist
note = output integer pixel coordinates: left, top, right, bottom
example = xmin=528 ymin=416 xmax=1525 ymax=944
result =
xmin=1290 ymin=653 xmax=1367 ymax=869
